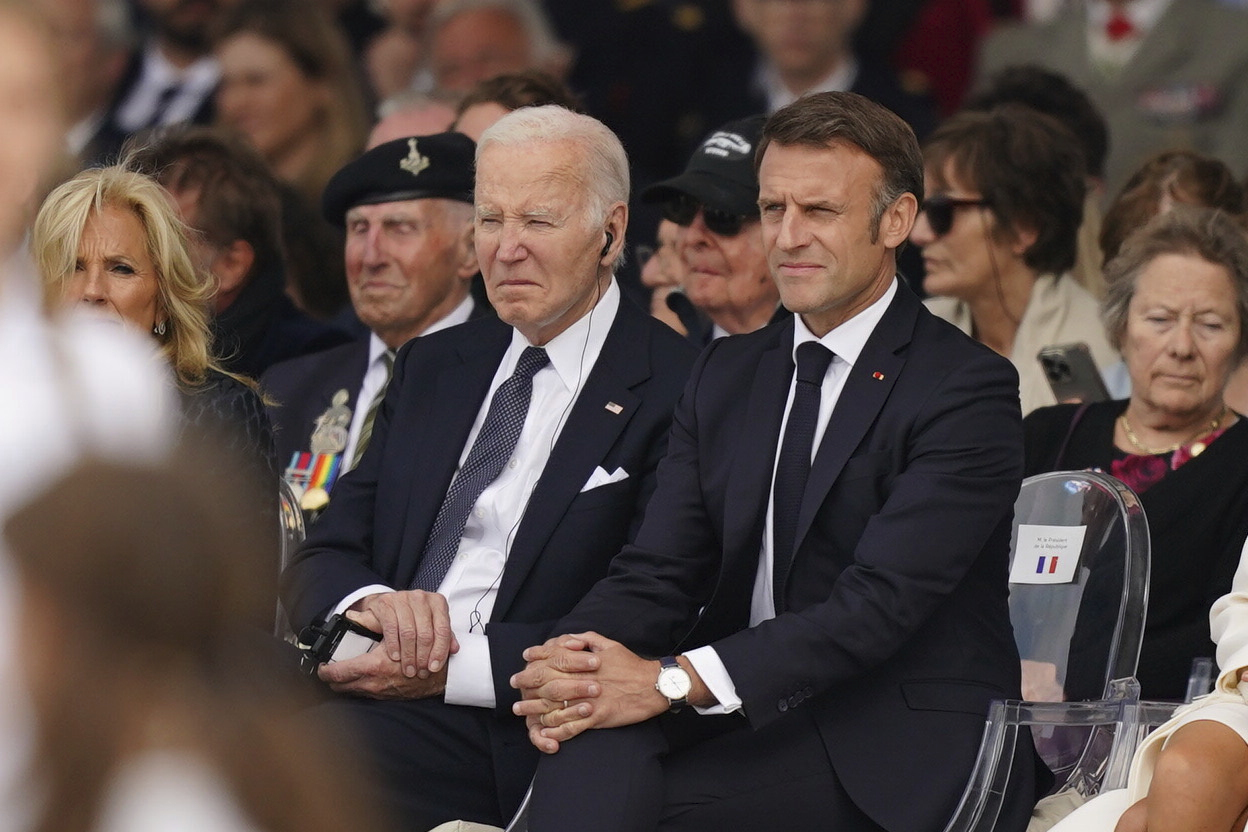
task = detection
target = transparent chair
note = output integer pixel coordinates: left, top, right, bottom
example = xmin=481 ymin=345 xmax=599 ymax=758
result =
xmin=275 ymin=477 xmax=306 ymax=639
xmin=944 ymin=470 xmax=1152 ymax=832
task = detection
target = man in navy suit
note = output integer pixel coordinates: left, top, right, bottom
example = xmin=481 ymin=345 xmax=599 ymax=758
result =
xmin=513 ymin=92 xmax=1038 ymax=832
xmin=281 ymin=106 xmax=697 ymax=830
xmin=263 ymin=132 xmax=484 ymax=500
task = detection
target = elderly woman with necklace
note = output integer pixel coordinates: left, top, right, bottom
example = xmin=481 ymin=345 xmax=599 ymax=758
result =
xmin=1024 ymin=207 xmax=1248 ymax=701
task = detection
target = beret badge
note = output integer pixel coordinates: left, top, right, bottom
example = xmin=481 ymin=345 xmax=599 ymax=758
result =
xmin=400 ymin=138 xmax=431 ymax=177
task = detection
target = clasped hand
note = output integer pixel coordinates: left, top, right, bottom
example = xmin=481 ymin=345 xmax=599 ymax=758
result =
xmin=316 ymin=589 xmax=458 ymax=699
xmin=509 ymin=631 xmax=667 ymax=754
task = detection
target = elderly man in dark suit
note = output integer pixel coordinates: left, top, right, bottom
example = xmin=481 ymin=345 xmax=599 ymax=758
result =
xmin=263 ymin=132 xmax=484 ymax=507
xmin=281 ymin=105 xmax=697 ymax=830
xmin=513 ymin=91 xmax=1038 ymax=832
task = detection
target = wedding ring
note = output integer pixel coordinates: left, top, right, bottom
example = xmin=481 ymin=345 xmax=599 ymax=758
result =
xmin=563 ymin=700 xmax=569 ymax=710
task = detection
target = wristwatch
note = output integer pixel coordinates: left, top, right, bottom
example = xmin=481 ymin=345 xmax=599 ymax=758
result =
xmin=655 ymin=655 xmax=692 ymax=711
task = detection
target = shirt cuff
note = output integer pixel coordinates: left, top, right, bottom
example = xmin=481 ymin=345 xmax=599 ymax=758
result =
xmin=331 ymin=584 xmax=394 ymax=619
xmin=443 ymin=632 xmax=495 ymax=708
xmin=684 ymin=645 xmax=743 ymax=715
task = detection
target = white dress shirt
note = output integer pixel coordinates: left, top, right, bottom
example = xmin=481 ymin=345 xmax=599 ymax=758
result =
xmin=685 ymin=279 xmax=898 ymax=715
xmin=335 ymin=281 xmax=621 ymax=707
xmin=341 ymin=296 xmax=475 ymax=467
xmin=115 ymin=44 xmax=220 ymax=134
xmin=757 ymin=56 xmax=859 ymax=114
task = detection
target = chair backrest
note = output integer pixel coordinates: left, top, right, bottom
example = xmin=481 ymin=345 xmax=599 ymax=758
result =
xmin=1008 ymin=470 xmax=1150 ymax=703
xmin=275 ymin=477 xmax=306 ymax=638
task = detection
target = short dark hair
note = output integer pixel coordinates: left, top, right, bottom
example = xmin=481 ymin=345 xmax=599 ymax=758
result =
xmin=454 ymin=69 xmax=582 ymax=118
xmin=923 ymin=105 xmax=1085 ymax=275
xmin=966 ymin=65 xmax=1109 ymax=181
xmin=758 ymin=91 xmax=923 ymax=238
xmin=1100 ymin=149 xmax=1245 ymax=263
xmin=127 ymin=127 xmax=285 ymax=279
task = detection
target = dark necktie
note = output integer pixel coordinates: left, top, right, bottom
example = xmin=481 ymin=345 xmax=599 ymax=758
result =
xmin=411 ymin=346 xmax=550 ymax=592
xmin=772 ymin=342 xmax=834 ymax=610
xmin=145 ymin=83 xmax=182 ymax=129
xmin=348 ymin=350 xmax=394 ymax=472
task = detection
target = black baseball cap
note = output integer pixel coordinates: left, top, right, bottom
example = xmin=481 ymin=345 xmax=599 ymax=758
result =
xmin=641 ymin=115 xmax=766 ymax=216
xmin=322 ymin=132 xmax=476 ymax=226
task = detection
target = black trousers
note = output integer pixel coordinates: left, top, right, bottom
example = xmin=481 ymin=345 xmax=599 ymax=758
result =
xmin=529 ymin=710 xmax=888 ymax=832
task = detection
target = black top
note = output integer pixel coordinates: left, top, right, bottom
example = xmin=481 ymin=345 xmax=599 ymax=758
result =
xmin=1024 ymin=400 xmax=1248 ymax=700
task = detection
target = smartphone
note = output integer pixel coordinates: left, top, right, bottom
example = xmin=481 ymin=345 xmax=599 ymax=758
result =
xmin=1038 ymin=343 xmax=1110 ymax=404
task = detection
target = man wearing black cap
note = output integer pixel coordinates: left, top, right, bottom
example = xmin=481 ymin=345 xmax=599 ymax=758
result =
xmin=263 ymin=132 xmax=485 ymax=500
xmin=280 ymin=107 xmax=697 ymax=829
xmin=643 ymin=115 xmax=788 ymax=345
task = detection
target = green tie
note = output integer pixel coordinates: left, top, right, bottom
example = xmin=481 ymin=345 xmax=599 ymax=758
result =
xmin=348 ymin=350 xmax=395 ymax=471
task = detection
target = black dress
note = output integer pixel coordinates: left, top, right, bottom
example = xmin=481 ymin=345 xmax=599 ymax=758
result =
xmin=180 ymin=369 xmax=281 ymax=623
xmin=1024 ymin=400 xmax=1248 ymax=700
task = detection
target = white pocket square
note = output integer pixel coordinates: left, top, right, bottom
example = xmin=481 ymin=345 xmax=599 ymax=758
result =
xmin=580 ymin=466 xmax=629 ymax=492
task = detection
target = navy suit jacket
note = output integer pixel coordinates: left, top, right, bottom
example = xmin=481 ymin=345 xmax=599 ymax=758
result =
xmin=557 ymin=282 xmax=1035 ymax=832
xmin=263 ymin=338 xmax=372 ymax=469
xmin=281 ymin=295 xmax=696 ymax=703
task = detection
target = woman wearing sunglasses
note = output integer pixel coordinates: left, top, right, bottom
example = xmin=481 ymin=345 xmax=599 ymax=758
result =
xmin=910 ymin=105 xmax=1118 ymax=415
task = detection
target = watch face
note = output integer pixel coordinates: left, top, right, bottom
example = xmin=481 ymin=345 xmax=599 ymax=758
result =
xmin=658 ymin=667 xmax=692 ymax=700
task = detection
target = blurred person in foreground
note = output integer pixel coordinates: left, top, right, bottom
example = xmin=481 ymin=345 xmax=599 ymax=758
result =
xmin=31 ymin=166 xmax=278 ymax=492
xmin=4 ymin=445 xmax=388 ymax=832
xmin=127 ymin=127 xmax=352 ymax=378
xmin=910 ymin=105 xmax=1118 ymax=415
xmin=1024 ymin=207 xmax=1248 ymax=700
xmin=0 ymin=3 xmax=177 ymax=828
xmin=1098 ymin=149 xmax=1248 ymax=408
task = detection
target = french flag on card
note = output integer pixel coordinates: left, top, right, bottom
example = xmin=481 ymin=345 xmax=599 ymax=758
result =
xmin=1010 ymin=524 xmax=1085 ymax=585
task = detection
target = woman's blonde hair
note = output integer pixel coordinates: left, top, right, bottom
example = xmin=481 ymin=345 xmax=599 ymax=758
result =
xmin=32 ymin=165 xmax=221 ymax=390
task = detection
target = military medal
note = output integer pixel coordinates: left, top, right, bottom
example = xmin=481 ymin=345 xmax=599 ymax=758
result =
xmin=310 ymin=389 xmax=353 ymax=454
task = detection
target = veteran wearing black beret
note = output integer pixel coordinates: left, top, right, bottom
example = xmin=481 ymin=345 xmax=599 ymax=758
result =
xmin=263 ymin=132 xmax=488 ymax=508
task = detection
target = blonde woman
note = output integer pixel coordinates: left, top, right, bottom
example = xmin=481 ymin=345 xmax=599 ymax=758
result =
xmin=32 ymin=166 xmax=278 ymax=496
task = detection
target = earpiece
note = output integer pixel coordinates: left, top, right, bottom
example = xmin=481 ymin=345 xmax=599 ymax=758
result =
xmin=600 ymin=231 xmax=614 ymax=258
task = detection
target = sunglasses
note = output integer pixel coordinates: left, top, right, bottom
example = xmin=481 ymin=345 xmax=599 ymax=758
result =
xmin=921 ymin=194 xmax=991 ymax=237
xmin=661 ymin=193 xmax=753 ymax=237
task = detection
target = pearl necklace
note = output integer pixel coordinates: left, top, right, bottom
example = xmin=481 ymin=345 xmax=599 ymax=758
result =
xmin=1119 ymin=406 xmax=1227 ymax=456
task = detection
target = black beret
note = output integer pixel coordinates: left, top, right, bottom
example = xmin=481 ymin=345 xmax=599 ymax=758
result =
xmin=322 ymin=132 xmax=476 ymax=226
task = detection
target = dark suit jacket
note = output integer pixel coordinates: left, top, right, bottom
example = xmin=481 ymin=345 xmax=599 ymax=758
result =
xmin=280 ymin=299 xmax=697 ymax=806
xmin=263 ymin=339 xmax=371 ymax=469
xmin=557 ymin=282 xmax=1035 ymax=832
xmin=261 ymin=303 xmax=491 ymax=468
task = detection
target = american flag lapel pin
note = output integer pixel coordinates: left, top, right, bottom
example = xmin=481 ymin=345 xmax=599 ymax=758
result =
xmin=605 ymin=401 xmax=624 ymax=414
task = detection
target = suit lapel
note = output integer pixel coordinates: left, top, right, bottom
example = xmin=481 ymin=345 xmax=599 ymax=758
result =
xmin=782 ymin=286 xmax=918 ymax=603
xmin=492 ymin=303 xmax=651 ymax=619
xmin=394 ymin=324 xmax=511 ymax=585
xmin=699 ymin=326 xmax=792 ymax=633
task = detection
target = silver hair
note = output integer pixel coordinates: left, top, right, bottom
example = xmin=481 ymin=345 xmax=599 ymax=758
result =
xmin=1102 ymin=206 xmax=1248 ymax=361
xmin=426 ymin=0 xmax=566 ymax=68
xmin=476 ymin=103 xmax=628 ymax=227
xmin=375 ymin=89 xmax=459 ymax=120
